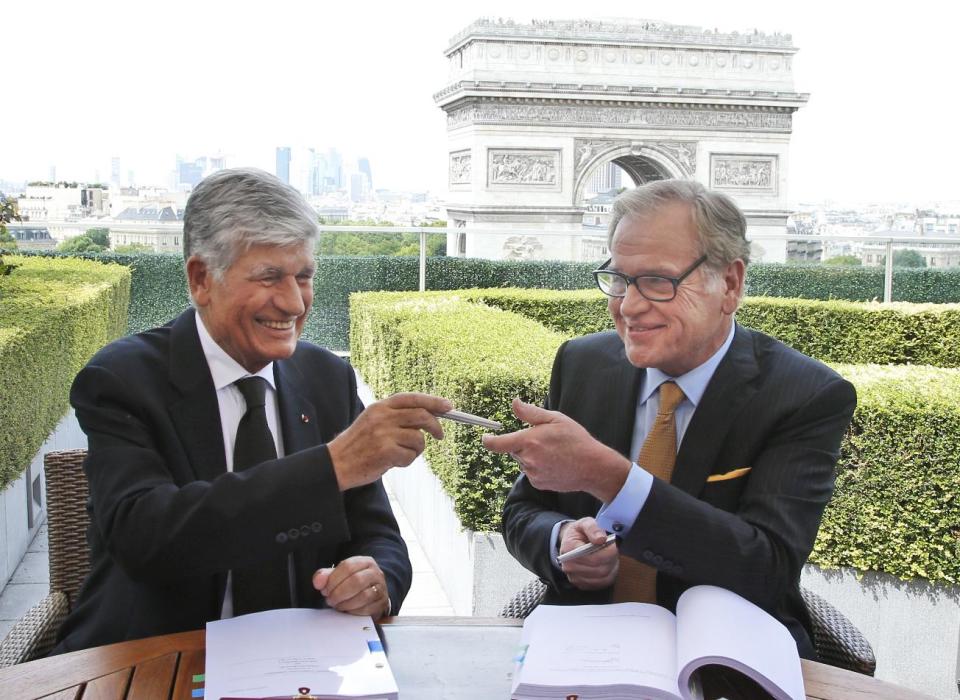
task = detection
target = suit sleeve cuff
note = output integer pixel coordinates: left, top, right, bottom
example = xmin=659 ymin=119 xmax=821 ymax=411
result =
xmin=549 ymin=519 xmax=574 ymax=570
xmin=595 ymin=463 xmax=652 ymax=538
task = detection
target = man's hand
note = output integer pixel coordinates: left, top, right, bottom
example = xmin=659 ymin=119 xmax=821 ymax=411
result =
xmin=558 ymin=518 xmax=620 ymax=590
xmin=481 ymin=398 xmax=631 ymax=502
xmin=328 ymin=392 xmax=452 ymax=490
xmin=312 ymin=556 xmax=391 ymax=618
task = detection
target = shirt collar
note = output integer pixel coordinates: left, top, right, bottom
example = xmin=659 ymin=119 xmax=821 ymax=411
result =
xmin=195 ymin=312 xmax=276 ymax=391
xmin=639 ymin=321 xmax=736 ymax=408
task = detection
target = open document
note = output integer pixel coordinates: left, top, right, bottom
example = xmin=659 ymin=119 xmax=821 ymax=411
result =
xmin=204 ymin=608 xmax=398 ymax=700
xmin=512 ymin=585 xmax=805 ymax=700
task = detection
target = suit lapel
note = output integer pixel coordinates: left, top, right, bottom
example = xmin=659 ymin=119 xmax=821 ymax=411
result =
xmin=275 ymin=357 xmax=322 ymax=454
xmin=671 ymin=324 xmax=760 ymax=495
xmin=167 ymin=308 xmax=228 ymax=482
xmin=589 ymin=335 xmax=643 ymax=459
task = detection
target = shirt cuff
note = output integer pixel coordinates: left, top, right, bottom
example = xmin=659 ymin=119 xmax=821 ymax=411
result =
xmin=549 ymin=519 xmax=574 ymax=569
xmin=595 ymin=463 xmax=653 ymax=539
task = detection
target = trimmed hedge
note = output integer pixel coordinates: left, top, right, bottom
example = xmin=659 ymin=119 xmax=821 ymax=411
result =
xmin=747 ymin=263 xmax=960 ymax=303
xmin=15 ymin=251 xmax=960 ymax=350
xmin=0 ymin=255 xmax=130 ymax=490
xmin=350 ymin=292 xmax=564 ymax=530
xmin=15 ymin=250 xmax=188 ymax=334
xmin=470 ymin=288 xmax=960 ymax=368
xmin=814 ymin=364 xmax=960 ymax=583
xmin=738 ymin=298 xmax=960 ymax=366
xmin=349 ymin=290 xmax=960 ymax=584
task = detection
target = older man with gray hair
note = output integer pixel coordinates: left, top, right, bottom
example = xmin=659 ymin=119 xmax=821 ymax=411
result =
xmin=54 ymin=168 xmax=450 ymax=653
xmin=486 ymin=179 xmax=855 ymax=658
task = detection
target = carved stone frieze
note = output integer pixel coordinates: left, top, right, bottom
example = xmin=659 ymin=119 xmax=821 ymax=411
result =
xmin=488 ymin=149 xmax=560 ymax=188
xmin=710 ymin=154 xmax=778 ymax=192
xmin=449 ymin=104 xmax=791 ymax=132
xmin=449 ymin=151 xmax=472 ymax=185
xmin=650 ymin=142 xmax=697 ymax=173
xmin=574 ymin=139 xmax=626 ymax=174
xmin=502 ymin=235 xmax=545 ymax=260
xmin=573 ymin=138 xmax=698 ymax=185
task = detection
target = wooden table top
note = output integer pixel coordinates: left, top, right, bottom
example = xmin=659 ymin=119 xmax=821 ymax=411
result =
xmin=0 ymin=617 xmax=934 ymax=700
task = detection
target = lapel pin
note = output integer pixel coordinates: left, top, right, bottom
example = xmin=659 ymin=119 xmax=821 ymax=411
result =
xmin=301 ymin=413 xmax=310 ymax=424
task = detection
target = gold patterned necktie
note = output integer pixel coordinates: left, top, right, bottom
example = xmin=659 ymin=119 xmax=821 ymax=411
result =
xmin=612 ymin=380 xmax=686 ymax=604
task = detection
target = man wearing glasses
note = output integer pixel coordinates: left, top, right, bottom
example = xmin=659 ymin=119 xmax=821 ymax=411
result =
xmin=484 ymin=179 xmax=856 ymax=658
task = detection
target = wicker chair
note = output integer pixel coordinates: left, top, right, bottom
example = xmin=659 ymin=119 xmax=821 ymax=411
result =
xmin=499 ymin=577 xmax=877 ymax=676
xmin=0 ymin=449 xmax=91 ymax=667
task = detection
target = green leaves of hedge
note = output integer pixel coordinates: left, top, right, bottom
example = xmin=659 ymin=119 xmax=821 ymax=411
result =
xmin=0 ymin=256 xmax=130 ymax=490
xmin=813 ymin=365 xmax=960 ymax=583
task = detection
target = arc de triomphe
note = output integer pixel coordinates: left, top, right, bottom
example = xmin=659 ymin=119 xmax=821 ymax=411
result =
xmin=435 ymin=18 xmax=808 ymax=262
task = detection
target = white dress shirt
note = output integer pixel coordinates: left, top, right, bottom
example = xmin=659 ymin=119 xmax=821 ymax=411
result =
xmin=195 ymin=313 xmax=285 ymax=617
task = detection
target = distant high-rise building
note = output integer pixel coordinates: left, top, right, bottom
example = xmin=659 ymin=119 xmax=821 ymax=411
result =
xmin=358 ymin=157 xmax=372 ymax=191
xmin=111 ymin=157 xmax=121 ymax=187
xmin=589 ymin=162 xmax=622 ymax=194
xmin=276 ymin=147 xmax=291 ymax=184
xmin=176 ymin=157 xmax=204 ymax=189
xmin=326 ymin=148 xmax=343 ymax=189
xmin=350 ymin=172 xmax=370 ymax=202
xmin=175 ymin=154 xmax=225 ymax=190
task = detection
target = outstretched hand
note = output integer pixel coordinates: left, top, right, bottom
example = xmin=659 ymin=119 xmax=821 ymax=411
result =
xmin=328 ymin=392 xmax=452 ymax=490
xmin=481 ymin=398 xmax=631 ymax=502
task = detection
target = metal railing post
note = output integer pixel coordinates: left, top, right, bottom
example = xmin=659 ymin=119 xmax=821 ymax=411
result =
xmin=419 ymin=229 xmax=427 ymax=292
xmin=884 ymin=240 xmax=894 ymax=303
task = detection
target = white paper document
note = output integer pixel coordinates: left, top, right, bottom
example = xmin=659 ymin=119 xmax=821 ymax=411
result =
xmin=512 ymin=585 xmax=805 ymax=700
xmin=204 ymin=608 xmax=398 ymax=700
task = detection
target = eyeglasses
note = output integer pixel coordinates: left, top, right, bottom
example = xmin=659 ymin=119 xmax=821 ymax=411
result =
xmin=592 ymin=254 xmax=708 ymax=302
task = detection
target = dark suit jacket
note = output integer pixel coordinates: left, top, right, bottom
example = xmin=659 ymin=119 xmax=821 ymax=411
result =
xmin=54 ymin=308 xmax=411 ymax=653
xmin=502 ymin=324 xmax=856 ymax=658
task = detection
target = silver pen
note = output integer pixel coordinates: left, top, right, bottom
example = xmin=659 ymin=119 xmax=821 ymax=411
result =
xmin=437 ymin=409 xmax=503 ymax=431
xmin=557 ymin=533 xmax=618 ymax=564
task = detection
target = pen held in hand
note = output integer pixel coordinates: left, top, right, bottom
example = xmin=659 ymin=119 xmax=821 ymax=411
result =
xmin=556 ymin=533 xmax=618 ymax=564
xmin=437 ymin=409 xmax=503 ymax=431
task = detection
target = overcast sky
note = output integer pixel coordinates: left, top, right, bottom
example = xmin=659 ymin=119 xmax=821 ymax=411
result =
xmin=4 ymin=0 xmax=957 ymax=206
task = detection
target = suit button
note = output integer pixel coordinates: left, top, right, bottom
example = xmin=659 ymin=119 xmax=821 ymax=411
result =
xmin=642 ymin=550 xmax=654 ymax=561
xmin=311 ymin=522 xmax=323 ymax=533
xmin=288 ymin=528 xmax=300 ymax=540
xmin=275 ymin=532 xmax=288 ymax=544
xmin=300 ymin=525 xmax=311 ymax=537
xmin=662 ymin=559 xmax=673 ymax=570
xmin=673 ymin=565 xmax=684 ymax=576
xmin=653 ymin=555 xmax=663 ymax=566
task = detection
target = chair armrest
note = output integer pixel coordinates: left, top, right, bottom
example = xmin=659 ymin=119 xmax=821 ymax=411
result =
xmin=0 ymin=592 xmax=69 ymax=668
xmin=801 ymin=586 xmax=877 ymax=676
xmin=499 ymin=578 xmax=547 ymax=619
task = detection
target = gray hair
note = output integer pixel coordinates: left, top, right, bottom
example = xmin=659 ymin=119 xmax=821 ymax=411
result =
xmin=183 ymin=167 xmax=318 ymax=278
xmin=607 ymin=179 xmax=750 ymax=268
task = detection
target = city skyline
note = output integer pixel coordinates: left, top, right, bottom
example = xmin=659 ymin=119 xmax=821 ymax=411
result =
xmin=4 ymin=1 xmax=957 ymax=206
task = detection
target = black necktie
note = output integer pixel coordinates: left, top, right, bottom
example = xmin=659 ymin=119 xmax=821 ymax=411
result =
xmin=231 ymin=377 xmax=290 ymax=615
xmin=233 ymin=377 xmax=277 ymax=470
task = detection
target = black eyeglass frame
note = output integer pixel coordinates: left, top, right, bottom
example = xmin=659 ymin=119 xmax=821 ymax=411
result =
xmin=592 ymin=254 xmax=709 ymax=302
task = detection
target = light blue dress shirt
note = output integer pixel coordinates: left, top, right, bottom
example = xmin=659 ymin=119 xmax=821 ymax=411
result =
xmin=550 ymin=322 xmax=737 ymax=566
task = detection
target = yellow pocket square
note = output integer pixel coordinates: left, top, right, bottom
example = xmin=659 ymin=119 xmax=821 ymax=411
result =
xmin=706 ymin=467 xmax=752 ymax=482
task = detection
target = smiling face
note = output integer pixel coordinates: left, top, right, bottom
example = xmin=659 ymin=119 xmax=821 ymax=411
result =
xmin=188 ymin=242 xmax=316 ymax=373
xmin=608 ymin=200 xmax=744 ymax=376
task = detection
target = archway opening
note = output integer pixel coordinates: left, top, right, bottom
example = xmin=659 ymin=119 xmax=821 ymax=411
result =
xmin=578 ymin=154 xmax=672 ymax=236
